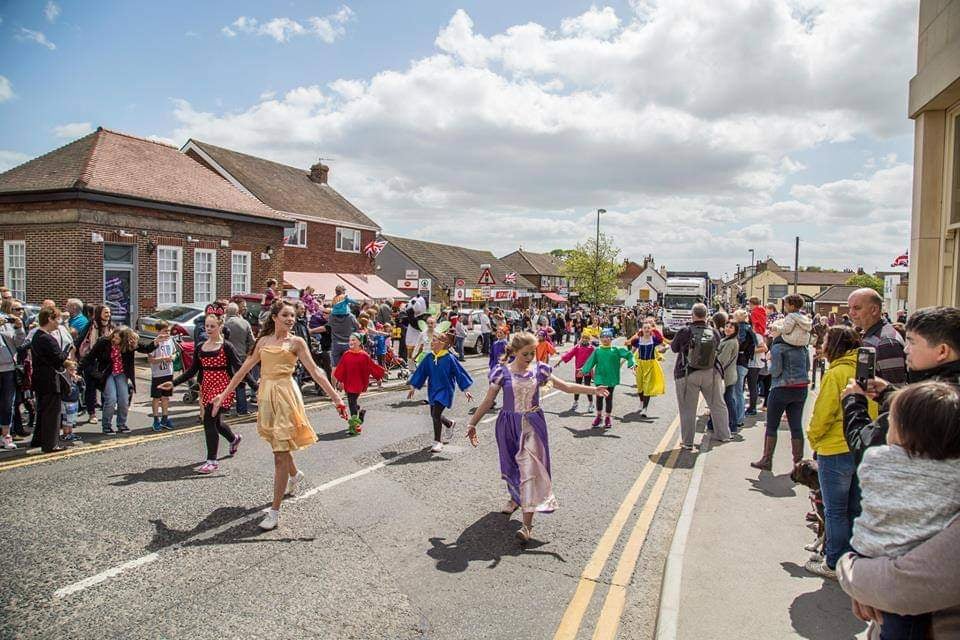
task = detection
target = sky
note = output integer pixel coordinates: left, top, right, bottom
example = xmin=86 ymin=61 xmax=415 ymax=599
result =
xmin=0 ymin=0 xmax=918 ymax=278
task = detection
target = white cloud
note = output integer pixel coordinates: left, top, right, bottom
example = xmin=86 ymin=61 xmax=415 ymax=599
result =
xmin=222 ymin=6 xmax=354 ymax=44
xmin=259 ymin=90 xmax=276 ymax=100
xmin=0 ymin=150 xmax=31 ymax=173
xmin=185 ymin=31 xmax=199 ymax=38
xmin=0 ymin=76 xmax=14 ymax=102
xmin=16 ymin=28 xmax=56 ymax=50
xmin=175 ymin=1 xmax=916 ymax=274
xmin=44 ymin=1 xmax=60 ymax=22
xmin=52 ymin=122 xmax=94 ymax=138
xmin=146 ymin=134 xmax=177 ymax=146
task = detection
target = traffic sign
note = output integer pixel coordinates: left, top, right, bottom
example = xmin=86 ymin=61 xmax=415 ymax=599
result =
xmin=481 ymin=286 xmax=492 ymax=298
xmin=455 ymin=278 xmax=465 ymax=288
xmin=405 ymin=269 xmax=419 ymax=279
xmin=478 ymin=268 xmax=496 ymax=286
xmin=418 ymin=278 xmax=431 ymax=291
xmin=397 ymin=279 xmax=417 ymax=290
xmin=454 ymin=288 xmax=465 ymax=301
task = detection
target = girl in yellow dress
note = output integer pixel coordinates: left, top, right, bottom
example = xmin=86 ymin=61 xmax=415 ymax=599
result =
xmin=213 ymin=300 xmax=348 ymax=531
xmin=627 ymin=319 xmax=666 ymax=417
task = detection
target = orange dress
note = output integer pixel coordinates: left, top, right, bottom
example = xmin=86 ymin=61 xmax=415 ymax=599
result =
xmin=536 ymin=340 xmax=557 ymax=363
xmin=256 ymin=343 xmax=316 ymax=451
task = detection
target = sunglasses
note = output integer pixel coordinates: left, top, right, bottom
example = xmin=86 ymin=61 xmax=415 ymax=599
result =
xmin=10 ymin=307 xmax=22 ymax=312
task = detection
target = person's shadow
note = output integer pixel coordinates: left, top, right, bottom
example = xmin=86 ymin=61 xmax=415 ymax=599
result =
xmin=562 ymin=426 xmax=621 ymax=439
xmin=620 ymin=410 xmax=656 ymax=424
xmin=381 ymin=449 xmax=449 ymax=465
xmin=147 ymin=504 xmax=314 ymax=551
xmin=790 ymin=581 xmax=867 ymax=639
xmin=747 ymin=471 xmax=797 ymax=498
xmin=427 ymin=511 xmax=565 ymax=573
xmin=108 ymin=463 xmax=226 ymax=486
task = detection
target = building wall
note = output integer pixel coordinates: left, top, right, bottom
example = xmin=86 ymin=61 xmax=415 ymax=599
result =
xmin=0 ymin=200 xmax=284 ymax=319
xmin=283 ymin=220 xmax=376 ymax=274
xmin=909 ymin=0 xmax=960 ymax=309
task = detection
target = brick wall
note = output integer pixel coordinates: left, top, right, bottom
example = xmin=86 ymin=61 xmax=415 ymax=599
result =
xmin=283 ymin=221 xmax=376 ymax=274
xmin=0 ymin=199 xmax=284 ymax=319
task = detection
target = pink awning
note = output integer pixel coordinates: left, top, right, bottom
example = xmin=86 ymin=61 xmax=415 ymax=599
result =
xmin=544 ymin=292 xmax=567 ymax=303
xmin=338 ymin=273 xmax=408 ymax=301
xmin=284 ymin=272 xmax=353 ymax=297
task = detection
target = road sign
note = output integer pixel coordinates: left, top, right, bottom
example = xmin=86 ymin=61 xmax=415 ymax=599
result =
xmin=397 ymin=279 xmax=417 ymax=290
xmin=478 ymin=268 xmax=496 ymax=286
xmin=418 ymin=278 xmax=431 ymax=291
xmin=471 ymin=289 xmax=483 ymax=301
xmin=454 ymin=288 xmax=465 ymax=301
xmin=481 ymin=286 xmax=492 ymax=298
xmin=405 ymin=269 xmax=419 ymax=279
xmin=455 ymin=278 xmax=465 ymax=288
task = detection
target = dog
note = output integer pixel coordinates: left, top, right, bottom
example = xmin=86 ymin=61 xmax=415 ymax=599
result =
xmin=791 ymin=459 xmax=825 ymax=556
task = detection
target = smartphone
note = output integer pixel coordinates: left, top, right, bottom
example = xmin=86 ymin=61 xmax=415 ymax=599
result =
xmin=856 ymin=346 xmax=877 ymax=390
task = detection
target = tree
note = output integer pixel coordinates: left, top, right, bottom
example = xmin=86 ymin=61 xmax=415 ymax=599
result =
xmin=561 ymin=232 xmax=623 ymax=307
xmin=549 ymin=248 xmax=576 ymax=261
xmin=845 ymin=273 xmax=884 ymax=295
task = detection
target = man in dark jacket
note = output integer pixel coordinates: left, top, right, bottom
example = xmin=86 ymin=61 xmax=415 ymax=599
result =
xmin=842 ymin=306 xmax=960 ymax=462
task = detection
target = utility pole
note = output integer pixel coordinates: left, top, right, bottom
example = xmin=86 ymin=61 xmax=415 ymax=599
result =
xmin=595 ymin=209 xmax=605 ymax=308
xmin=793 ymin=236 xmax=800 ymax=295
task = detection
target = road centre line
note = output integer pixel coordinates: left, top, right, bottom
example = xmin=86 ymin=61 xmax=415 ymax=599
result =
xmin=53 ymin=387 xmax=571 ymax=597
xmin=591 ymin=445 xmax=682 ymax=640
xmin=553 ymin=414 xmax=681 ymax=640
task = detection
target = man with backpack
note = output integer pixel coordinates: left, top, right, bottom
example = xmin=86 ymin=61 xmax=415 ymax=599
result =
xmin=670 ymin=303 xmax=731 ymax=449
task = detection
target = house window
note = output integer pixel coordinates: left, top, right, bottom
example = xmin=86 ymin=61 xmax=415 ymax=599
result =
xmin=336 ymin=227 xmax=361 ymax=253
xmin=3 ymin=241 xmax=25 ymax=301
xmin=283 ymin=221 xmax=307 ymax=247
xmin=768 ymin=284 xmax=788 ymax=302
xmin=157 ymin=246 xmax=182 ymax=307
xmin=194 ymin=249 xmax=216 ymax=304
xmin=231 ymin=251 xmax=251 ymax=295
xmin=646 ymin=275 xmax=653 ymax=282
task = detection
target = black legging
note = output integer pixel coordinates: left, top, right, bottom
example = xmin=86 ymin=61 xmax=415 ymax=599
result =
xmin=595 ymin=386 xmax=615 ymax=414
xmin=638 ymin=394 xmax=650 ymax=410
xmin=746 ymin=367 xmax=760 ymax=411
xmin=430 ymin=402 xmax=452 ymax=441
xmin=203 ymin=404 xmax=236 ymax=460
xmin=574 ymin=373 xmax=593 ymax=402
xmin=811 ymin=358 xmax=826 ymax=386
xmin=347 ymin=392 xmax=361 ymax=416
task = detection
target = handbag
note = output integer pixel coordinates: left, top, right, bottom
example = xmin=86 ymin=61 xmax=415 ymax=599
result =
xmin=0 ymin=333 xmax=27 ymax=389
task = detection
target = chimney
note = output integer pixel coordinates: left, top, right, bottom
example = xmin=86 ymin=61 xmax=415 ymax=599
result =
xmin=308 ymin=161 xmax=329 ymax=184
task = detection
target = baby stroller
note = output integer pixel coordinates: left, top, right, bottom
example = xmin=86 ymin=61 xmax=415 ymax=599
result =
xmin=172 ymin=336 xmax=200 ymax=403
xmin=382 ymin=347 xmax=409 ymax=380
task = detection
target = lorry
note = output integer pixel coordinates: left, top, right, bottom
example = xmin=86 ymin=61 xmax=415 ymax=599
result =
xmin=661 ymin=277 xmax=707 ymax=336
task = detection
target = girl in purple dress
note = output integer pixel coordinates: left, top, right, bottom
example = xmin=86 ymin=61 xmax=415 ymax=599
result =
xmin=466 ymin=332 xmax=607 ymax=544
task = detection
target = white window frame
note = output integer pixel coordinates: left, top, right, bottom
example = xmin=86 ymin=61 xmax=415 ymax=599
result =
xmin=3 ymin=241 xmax=26 ymax=301
xmin=193 ymin=248 xmax=217 ymax=304
xmin=283 ymin=220 xmax=308 ymax=248
xmin=156 ymin=245 xmax=182 ymax=307
xmin=231 ymin=251 xmax=251 ymax=295
xmin=335 ymin=227 xmax=361 ymax=253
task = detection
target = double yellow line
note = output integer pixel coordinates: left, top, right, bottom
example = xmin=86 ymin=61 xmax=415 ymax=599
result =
xmin=554 ymin=414 xmax=683 ymax=640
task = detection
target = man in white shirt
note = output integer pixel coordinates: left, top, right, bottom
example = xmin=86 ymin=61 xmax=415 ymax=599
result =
xmin=478 ymin=305 xmax=492 ymax=355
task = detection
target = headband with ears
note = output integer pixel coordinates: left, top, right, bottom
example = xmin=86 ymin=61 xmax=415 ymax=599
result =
xmin=205 ymin=304 xmax=224 ymax=316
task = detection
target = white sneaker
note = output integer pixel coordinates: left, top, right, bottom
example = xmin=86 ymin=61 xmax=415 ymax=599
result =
xmin=804 ymin=558 xmax=836 ymax=580
xmin=571 ymin=401 xmax=579 ymax=412
xmin=640 ymin=409 xmax=647 ymax=418
xmin=286 ymin=470 xmax=305 ymax=495
xmin=441 ymin=421 xmax=455 ymax=444
xmin=431 ymin=441 xmax=443 ymax=453
xmin=259 ymin=509 xmax=279 ymax=531
xmin=1 ymin=435 xmax=16 ymax=450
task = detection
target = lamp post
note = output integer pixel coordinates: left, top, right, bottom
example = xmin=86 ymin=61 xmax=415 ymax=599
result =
xmin=748 ymin=248 xmax=755 ymax=301
xmin=595 ymin=209 xmax=605 ymax=308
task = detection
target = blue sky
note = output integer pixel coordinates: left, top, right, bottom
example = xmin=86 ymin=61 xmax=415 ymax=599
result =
xmin=0 ymin=0 xmax=918 ymax=276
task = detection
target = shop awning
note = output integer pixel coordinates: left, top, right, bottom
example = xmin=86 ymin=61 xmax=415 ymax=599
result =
xmin=544 ymin=292 xmax=567 ymax=303
xmin=338 ymin=273 xmax=408 ymax=301
xmin=284 ymin=272 xmax=407 ymax=302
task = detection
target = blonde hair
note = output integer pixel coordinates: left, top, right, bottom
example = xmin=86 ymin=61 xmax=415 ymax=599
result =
xmin=732 ymin=309 xmax=749 ymax=323
xmin=501 ymin=331 xmax=537 ymax=363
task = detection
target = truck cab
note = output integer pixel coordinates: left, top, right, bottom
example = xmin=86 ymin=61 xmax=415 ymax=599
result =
xmin=661 ymin=277 xmax=706 ymax=337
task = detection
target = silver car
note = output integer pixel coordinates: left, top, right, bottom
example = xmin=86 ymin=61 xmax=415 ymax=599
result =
xmin=136 ymin=303 xmax=207 ymax=340
xmin=457 ymin=310 xmax=486 ymax=354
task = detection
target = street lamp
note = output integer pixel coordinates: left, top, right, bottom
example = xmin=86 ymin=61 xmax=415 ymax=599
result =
xmin=748 ymin=249 xmax=755 ymax=301
xmin=596 ymin=209 xmax=606 ymax=308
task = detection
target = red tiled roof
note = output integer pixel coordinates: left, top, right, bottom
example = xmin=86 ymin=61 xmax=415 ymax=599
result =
xmin=0 ymin=128 xmax=288 ymax=223
xmin=500 ymin=249 xmax=565 ymax=276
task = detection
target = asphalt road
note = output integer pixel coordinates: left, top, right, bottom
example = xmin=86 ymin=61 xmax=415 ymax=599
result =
xmin=1 ymin=348 xmax=705 ymax=640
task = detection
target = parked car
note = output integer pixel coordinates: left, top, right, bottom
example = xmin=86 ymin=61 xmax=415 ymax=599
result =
xmin=136 ymin=303 xmax=207 ymax=340
xmin=457 ymin=310 xmax=485 ymax=354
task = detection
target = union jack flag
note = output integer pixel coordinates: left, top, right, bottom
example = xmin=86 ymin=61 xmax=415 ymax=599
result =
xmin=364 ymin=238 xmax=388 ymax=257
xmin=504 ymin=272 xmax=518 ymax=284
xmin=891 ymin=251 xmax=908 ymax=268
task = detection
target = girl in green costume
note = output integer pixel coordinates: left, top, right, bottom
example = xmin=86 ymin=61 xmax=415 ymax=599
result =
xmin=580 ymin=329 xmax=635 ymax=429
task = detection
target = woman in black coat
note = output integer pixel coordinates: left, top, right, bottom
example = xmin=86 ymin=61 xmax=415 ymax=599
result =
xmin=80 ymin=327 xmax=153 ymax=434
xmin=29 ymin=308 xmax=68 ymax=452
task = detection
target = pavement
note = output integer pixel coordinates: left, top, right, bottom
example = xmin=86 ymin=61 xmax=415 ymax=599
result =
xmin=664 ymin=392 xmax=870 ymax=640
xmin=0 ymin=341 xmax=872 ymax=639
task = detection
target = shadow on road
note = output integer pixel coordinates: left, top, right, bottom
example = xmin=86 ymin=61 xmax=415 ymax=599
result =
xmin=382 ymin=449 xmax=449 ymax=466
xmin=562 ymin=426 xmax=621 ymax=439
xmin=315 ymin=430 xmax=355 ymax=442
xmin=789 ymin=582 xmax=866 ymax=639
xmin=620 ymin=410 xmax=657 ymax=424
xmin=389 ymin=400 xmax=429 ymax=409
xmin=427 ymin=512 xmax=565 ymax=572
xmin=146 ymin=504 xmax=270 ymax=551
xmin=747 ymin=471 xmax=798 ymax=498
xmin=108 ymin=463 xmax=227 ymax=486
xmin=646 ymin=448 xmax=697 ymax=469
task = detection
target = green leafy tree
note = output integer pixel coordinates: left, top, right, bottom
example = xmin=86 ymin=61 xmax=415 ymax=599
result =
xmin=561 ymin=232 xmax=623 ymax=307
xmin=845 ymin=273 xmax=884 ymax=295
xmin=549 ymin=248 xmax=576 ymax=261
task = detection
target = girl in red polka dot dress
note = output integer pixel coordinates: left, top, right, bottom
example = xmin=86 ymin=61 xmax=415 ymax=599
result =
xmin=160 ymin=312 xmax=245 ymax=474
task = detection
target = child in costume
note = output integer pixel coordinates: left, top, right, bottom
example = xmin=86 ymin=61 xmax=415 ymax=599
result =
xmin=412 ymin=316 xmax=438 ymax=365
xmin=535 ymin=328 xmax=557 ymax=363
xmin=580 ymin=329 xmax=635 ymax=429
xmin=628 ymin=321 xmax=665 ymax=417
xmin=466 ymin=332 xmax=607 ymax=544
xmin=407 ymin=329 xmax=473 ymax=453
xmin=300 ymin=285 xmax=322 ymax=316
xmin=330 ymin=285 xmax=358 ymax=316
xmin=333 ymin=333 xmax=386 ymax=435
xmin=489 ymin=325 xmax=508 ymax=371
xmin=555 ymin=334 xmax=596 ymax=412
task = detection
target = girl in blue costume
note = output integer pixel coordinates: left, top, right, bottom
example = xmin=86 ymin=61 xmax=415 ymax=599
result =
xmin=466 ymin=332 xmax=608 ymax=544
xmin=407 ymin=329 xmax=474 ymax=453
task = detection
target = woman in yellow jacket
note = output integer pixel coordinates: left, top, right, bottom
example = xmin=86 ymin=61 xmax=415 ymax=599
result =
xmin=805 ymin=326 xmax=874 ymax=580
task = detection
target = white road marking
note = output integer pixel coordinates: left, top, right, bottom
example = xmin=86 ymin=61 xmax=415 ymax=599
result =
xmin=54 ymin=385 xmax=570 ymax=598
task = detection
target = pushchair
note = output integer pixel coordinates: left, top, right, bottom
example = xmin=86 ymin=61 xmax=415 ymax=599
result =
xmin=382 ymin=347 xmax=409 ymax=380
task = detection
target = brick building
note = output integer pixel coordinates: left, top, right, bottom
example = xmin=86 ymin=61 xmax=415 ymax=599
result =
xmin=499 ymin=248 xmax=573 ymax=306
xmin=181 ymin=140 xmax=403 ymax=300
xmin=0 ymin=128 xmax=288 ymax=324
